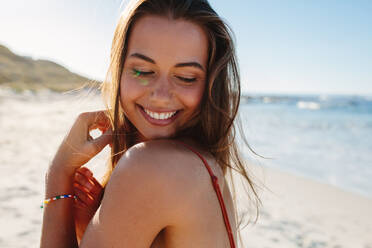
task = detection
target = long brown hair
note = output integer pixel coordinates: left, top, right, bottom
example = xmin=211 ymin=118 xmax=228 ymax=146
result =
xmin=100 ymin=0 xmax=262 ymax=246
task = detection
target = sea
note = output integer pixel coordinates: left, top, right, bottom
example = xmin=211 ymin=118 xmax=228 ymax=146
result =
xmin=238 ymin=93 xmax=372 ymax=198
xmin=1 ymin=88 xmax=371 ymax=199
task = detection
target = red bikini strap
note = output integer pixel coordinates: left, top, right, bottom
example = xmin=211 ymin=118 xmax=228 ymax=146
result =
xmin=174 ymin=141 xmax=236 ymax=248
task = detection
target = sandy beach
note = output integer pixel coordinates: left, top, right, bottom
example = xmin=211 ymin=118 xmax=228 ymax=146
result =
xmin=240 ymin=165 xmax=372 ymax=248
xmin=1 ymin=89 xmax=371 ymax=248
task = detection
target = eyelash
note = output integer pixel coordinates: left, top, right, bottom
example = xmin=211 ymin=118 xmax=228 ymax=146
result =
xmin=132 ymin=69 xmax=153 ymax=76
xmin=175 ymin=76 xmax=196 ymax=83
xmin=132 ymin=69 xmax=197 ymax=83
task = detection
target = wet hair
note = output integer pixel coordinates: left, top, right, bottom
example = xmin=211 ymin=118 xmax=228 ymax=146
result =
xmin=100 ymin=0 xmax=262 ymax=246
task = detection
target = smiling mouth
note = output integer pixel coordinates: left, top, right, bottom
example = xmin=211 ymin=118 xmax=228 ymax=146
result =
xmin=137 ymin=104 xmax=180 ymax=125
xmin=143 ymin=108 xmax=177 ymax=120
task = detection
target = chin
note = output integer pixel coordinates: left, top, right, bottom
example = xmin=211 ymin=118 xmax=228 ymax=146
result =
xmin=140 ymin=130 xmax=177 ymax=141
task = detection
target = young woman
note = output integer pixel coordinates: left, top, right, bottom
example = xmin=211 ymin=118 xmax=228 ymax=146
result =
xmin=40 ymin=0 xmax=261 ymax=247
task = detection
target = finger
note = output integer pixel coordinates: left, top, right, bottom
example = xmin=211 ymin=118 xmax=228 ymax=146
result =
xmin=76 ymin=111 xmax=110 ymax=139
xmin=74 ymin=176 xmax=102 ymax=197
xmin=73 ymin=183 xmax=102 ymax=212
xmin=74 ymin=196 xmax=89 ymax=210
xmin=93 ymin=110 xmax=111 ymax=126
xmin=74 ymin=170 xmax=103 ymax=195
xmin=74 ymin=183 xmax=95 ymax=206
xmin=74 ymin=173 xmax=101 ymax=195
xmin=81 ymin=110 xmax=111 ymax=128
xmin=88 ymin=128 xmax=113 ymax=155
xmin=86 ymin=176 xmax=104 ymax=196
xmin=88 ymin=123 xmax=110 ymax=133
xmin=74 ymin=172 xmax=93 ymax=192
xmin=75 ymin=168 xmax=102 ymax=189
xmin=77 ymin=167 xmax=93 ymax=177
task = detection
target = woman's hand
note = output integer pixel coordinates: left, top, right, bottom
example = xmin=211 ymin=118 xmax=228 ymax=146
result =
xmin=50 ymin=110 xmax=113 ymax=174
xmin=73 ymin=167 xmax=104 ymax=243
xmin=44 ymin=110 xmax=111 ymax=246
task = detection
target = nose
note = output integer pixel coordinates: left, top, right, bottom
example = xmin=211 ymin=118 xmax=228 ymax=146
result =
xmin=149 ymin=76 xmax=173 ymax=104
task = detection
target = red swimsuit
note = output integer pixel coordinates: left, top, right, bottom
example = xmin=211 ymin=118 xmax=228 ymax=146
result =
xmin=176 ymin=141 xmax=236 ymax=248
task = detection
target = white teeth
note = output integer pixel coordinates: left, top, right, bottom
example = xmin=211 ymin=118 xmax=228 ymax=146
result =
xmin=143 ymin=108 xmax=177 ymax=120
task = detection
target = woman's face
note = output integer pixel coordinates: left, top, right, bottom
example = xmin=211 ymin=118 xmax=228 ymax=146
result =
xmin=120 ymin=15 xmax=208 ymax=140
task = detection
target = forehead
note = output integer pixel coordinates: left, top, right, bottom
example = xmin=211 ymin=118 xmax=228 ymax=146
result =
xmin=126 ymin=15 xmax=208 ymax=66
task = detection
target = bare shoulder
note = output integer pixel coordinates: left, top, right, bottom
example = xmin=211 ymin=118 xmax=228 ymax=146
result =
xmin=117 ymin=139 xmax=215 ymax=196
xmin=79 ymin=139 xmax=213 ymax=247
xmin=111 ymin=139 xmax=224 ymax=218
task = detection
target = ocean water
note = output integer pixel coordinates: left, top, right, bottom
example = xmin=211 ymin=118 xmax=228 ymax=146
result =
xmin=1 ymin=88 xmax=371 ymax=199
xmin=239 ymin=94 xmax=372 ymax=198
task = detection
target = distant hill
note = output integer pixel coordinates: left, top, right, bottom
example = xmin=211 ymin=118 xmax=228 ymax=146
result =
xmin=0 ymin=44 xmax=100 ymax=92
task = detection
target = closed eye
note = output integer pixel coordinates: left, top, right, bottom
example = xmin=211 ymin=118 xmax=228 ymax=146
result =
xmin=132 ymin=69 xmax=154 ymax=77
xmin=175 ymin=76 xmax=196 ymax=83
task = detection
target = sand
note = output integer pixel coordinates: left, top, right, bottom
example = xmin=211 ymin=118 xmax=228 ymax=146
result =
xmin=240 ymin=165 xmax=372 ymax=248
xmin=0 ymin=88 xmax=371 ymax=248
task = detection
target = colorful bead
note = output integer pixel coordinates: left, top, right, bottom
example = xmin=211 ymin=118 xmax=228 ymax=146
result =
xmin=40 ymin=194 xmax=77 ymax=209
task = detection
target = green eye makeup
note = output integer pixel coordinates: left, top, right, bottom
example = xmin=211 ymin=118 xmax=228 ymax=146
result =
xmin=132 ymin=69 xmax=151 ymax=85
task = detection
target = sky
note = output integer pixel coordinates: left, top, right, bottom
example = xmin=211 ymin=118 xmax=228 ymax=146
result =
xmin=0 ymin=0 xmax=371 ymax=95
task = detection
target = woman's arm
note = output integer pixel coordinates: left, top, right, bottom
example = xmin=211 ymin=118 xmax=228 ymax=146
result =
xmin=40 ymin=165 xmax=78 ymax=248
xmin=40 ymin=110 xmax=112 ymax=248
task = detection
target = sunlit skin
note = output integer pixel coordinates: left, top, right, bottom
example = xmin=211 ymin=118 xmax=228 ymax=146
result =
xmin=73 ymin=167 xmax=104 ymax=243
xmin=72 ymin=15 xmax=209 ymax=242
xmin=120 ymin=15 xmax=209 ymax=140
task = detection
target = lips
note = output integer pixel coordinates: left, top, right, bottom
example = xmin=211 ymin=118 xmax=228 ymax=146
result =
xmin=143 ymin=108 xmax=177 ymax=120
xmin=137 ymin=104 xmax=180 ymax=126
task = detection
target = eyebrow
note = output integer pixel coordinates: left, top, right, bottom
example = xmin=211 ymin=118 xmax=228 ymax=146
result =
xmin=130 ymin=53 xmax=155 ymax=64
xmin=129 ymin=53 xmax=205 ymax=71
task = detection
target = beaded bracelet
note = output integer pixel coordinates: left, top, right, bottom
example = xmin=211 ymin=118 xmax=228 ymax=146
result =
xmin=40 ymin=194 xmax=77 ymax=209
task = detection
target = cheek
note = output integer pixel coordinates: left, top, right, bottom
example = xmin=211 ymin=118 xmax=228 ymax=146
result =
xmin=181 ymin=84 xmax=205 ymax=112
xmin=120 ymin=75 xmax=146 ymax=105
